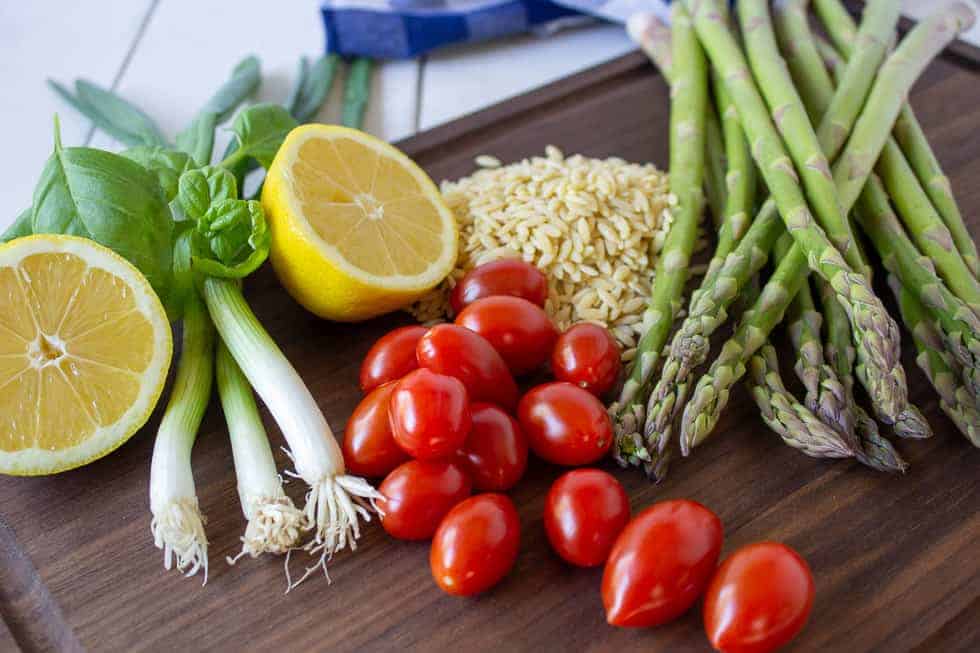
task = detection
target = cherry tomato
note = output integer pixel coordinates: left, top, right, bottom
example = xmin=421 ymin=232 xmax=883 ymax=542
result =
xmin=517 ymin=382 xmax=613 ymax=466
xmin=544 ymin=469 xmax=630 ymax=567
xmin=360 ymin=325 xmax=428 ymax=392
xmin=456 ymin=403 xmax=528 ymax=491
xmin=602 ymin=499 xmax=723 ymax=628
xmin=416 ymin=324 xmax=519 ymax=410
xmin=389 ymin=368 xmax=471 ymax=460
xmin=430 ymin=493 xmax=521 ymax=596
xmin=449 ymin=259 xmax=548 ymax=315
xmin=378 ymin=460 xmax=472 ymax=540
xmin=342 ymin=382 xmax=409 ymax=477
xmin=703 ymin=542 xmax=814 ymax=653
xmin=551 ymin=323 xmax=621 ymax=396
xmin=455 ymin=296 xmax=559 ymax=376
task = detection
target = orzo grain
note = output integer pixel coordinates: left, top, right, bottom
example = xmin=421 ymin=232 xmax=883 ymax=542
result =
xmin=408 ymin=147 xmax=673 ymax=354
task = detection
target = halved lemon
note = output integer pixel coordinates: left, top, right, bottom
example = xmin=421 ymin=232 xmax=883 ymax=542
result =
xmin=0 ymin=235 xmax=172 ymax=476
xmin=262 ymin=125 xmax=457 ymax=321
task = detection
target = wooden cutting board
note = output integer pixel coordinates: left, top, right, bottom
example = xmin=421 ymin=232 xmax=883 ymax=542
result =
xmin=2 ymin=37 xmax=980 ymax=653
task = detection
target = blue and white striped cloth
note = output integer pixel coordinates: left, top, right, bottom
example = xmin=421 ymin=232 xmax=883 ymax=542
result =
xmin=321 ymin=0 xmax=673 ymax=59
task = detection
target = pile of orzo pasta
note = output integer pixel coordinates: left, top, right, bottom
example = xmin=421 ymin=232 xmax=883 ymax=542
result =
xmin=409 ymin=146 xmax=675 ymax=362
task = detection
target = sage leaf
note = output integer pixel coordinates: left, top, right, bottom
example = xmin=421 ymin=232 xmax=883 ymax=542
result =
xmin=227 ymin=103 xmax=297 ymax=169
xmin=176 ymin=111 xmax=218 ymax=167
xmin=32 ymin=132 xmax=174 ymax=303
xmin=178 ymin=166 xmax=238 ymax=221
xmin=288 ymin=54 xmax=339 ymax=124
xmin=200 ymin=56 xmax=261 ymax=124
xmin=48 ymin=79 xmax=167 ymax=147
xmin=122 ymin=147 xmax=194 ymax=202
xmin=1 ymin=208 xmax=33 ymax=243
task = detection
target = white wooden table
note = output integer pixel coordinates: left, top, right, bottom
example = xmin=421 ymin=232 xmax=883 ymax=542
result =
xmin=0 ymin=1 xmax=969 ymax=232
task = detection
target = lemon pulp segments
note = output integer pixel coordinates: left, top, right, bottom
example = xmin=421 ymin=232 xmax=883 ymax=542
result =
xmin=0 ymin=236 xmax=172 ymax=475
xmin=263 ymin=125 xmax=457 ymax=321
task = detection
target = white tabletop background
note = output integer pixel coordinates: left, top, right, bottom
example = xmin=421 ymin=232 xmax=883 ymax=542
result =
xmin=0 ymin=1 xmax=971 ymax=231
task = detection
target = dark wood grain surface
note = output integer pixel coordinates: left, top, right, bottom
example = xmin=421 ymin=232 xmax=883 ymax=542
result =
xmin=1 ymin=41 xmax=979 ymax=653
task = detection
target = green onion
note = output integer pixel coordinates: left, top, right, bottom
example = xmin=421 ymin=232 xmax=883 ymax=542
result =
xmin=216 ymin=340 xmax=304 ymax=564
xmin=202 ymin=277 xmax=382 ymax=585
xmin=149 ymin=292 xmax=215 ymax=583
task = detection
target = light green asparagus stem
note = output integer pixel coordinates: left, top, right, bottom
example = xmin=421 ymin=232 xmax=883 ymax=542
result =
xmin=617 ymin=2 xmax=707 ymax=431
xmin=888 ymin=275 xmax=980 ymax=446
xmin=747 ymin=234 xmax=856 ymax=458
xmin=773 ymin=0 xmax=836 ymax=122
xmin=682 ymin=0 xmax=907 ymax=445
xmin=341 ymin=57 xmax=373 ymax=129
xmin=776 ymin=1 xmax=926 ymax=446
xmin=627 ymin=13 xmax=728 ymax=234
xmin=854 ymin=174 xmax=980 ymax=402
xmin=681 ymin=0 xmax=975 ymax=450
xmin=893 ymin=108 xmax=980 ymax=279
xmin=642 ymin=64 xmax=759 ymax=453
xmin=738 ymin=0 xmax=866 ymax=271
xmin=829 ymin=3 xmax=977 ymax=214
xmin=817 ymin=0 xmax=980 ymax=285
xmin=714 ymin=71 xmax=757 ymax=257
xmin=749 ymin=343 xmax=856 ymax=459
xmin=786 ymin=278 xmax=853 ymax=439
xmin=875 ymin=139 xmax=980 ymax=314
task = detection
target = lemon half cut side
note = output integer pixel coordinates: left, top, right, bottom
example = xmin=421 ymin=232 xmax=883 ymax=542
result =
xmin=0 ymin=235 xmax=172 ymax=476
xmin=262 ymin=124 xmax=458 ymax=322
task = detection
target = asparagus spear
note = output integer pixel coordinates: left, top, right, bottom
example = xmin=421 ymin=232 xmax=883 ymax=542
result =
xmin=641 ymin=0 xmax=900 ymax=452
xmin=681 ymin=0 xmax=906 ymax=440
xmin=644 ymin=64 xmax=760 ymax=453
xmin=816 ymin=0 xmax=980 ymax=280
xmin=615 ymin=3 xmax=707 ymax=441
xmin=888 ymin=275 xmax=980 ymax=446
xmin=679 ymin=0 xmax=973 ymax=451
xmin=776 ymin=1 xmax=929 ymax=443
xmin=854 ymin=175 xmax=980 ymax=403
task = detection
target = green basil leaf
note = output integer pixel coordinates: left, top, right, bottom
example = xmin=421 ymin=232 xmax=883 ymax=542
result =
xmin=227 ymin=103 xmax=297 ymax=169
xmin=200 ymin=56 xmax=261 ymax=124
xmin=32 ymin=134 xmax=174 ymax=303
xmin=121 ymin=147 xmax=194 ymax=202
xmin=68 ymin=80 xmax=167 ymax=147
xmin=176 ymin=111 xmax=218 ymax=167
xmin=288 ymin=54 xmax=339 ymax=124
xmin=177 ymin=166 xmax=238 ymax=221
xmin=192 ymin=199 xmax=269 ymax=278
xmin=1 ymin=208 xmax=33 ymax=243
xmin=342 ymin=57 xmax=373 ymax=130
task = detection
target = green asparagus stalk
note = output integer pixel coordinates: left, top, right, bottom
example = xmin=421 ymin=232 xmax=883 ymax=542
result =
xmin=679 ymin=0 xmax=973 ymax=451
xmin=749 ymin=343 xmax=856 ymax=459
xmin=854 ymin=175 xmax=980 ymax=402
xmin=773 ymin=0 xmax=836 ymax=122
xmin=888 ymin=275 xmax=980 ymax=446
xmin=892 ymin=109 xmax=980 ymax=279
xmin=616 ymin=3 xmax=707 ymax=431
xmin=681 ymin=0 xmax=906 ymax=444
xmin=785 ymin=279 xmax=853 ymax=438
xmin=342 ymin=57 xmax=373 ymax=130
xmin=875 ymin=139 xmax=980 ymax=315
xmin=644 ymin=65 xmax=759 ymax=453
xmin=628 ymin=13 xmax=730 ymax=245
xmin=776 ymin=1 xmax=929 ymax=443
xmin=640 ymin=0 xmax=899 ymax=453
xmin=817 ymin=0 xmax=979 ymax=281
xmin=830 ymin=3 xmax=977 ymax=214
